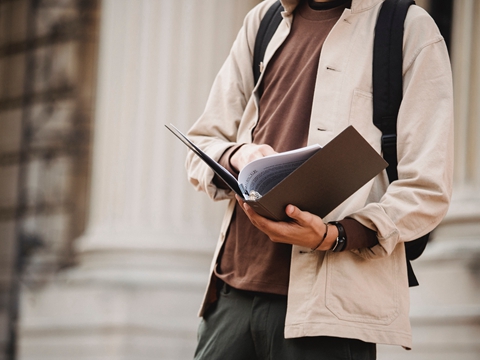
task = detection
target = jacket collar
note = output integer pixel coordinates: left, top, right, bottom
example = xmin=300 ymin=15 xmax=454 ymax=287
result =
xmin=280 ymin=0 xmax=384 ymax=15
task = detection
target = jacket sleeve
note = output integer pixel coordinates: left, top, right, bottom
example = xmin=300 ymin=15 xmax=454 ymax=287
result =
xmin=350 ymin=7 xmax=454 ymax=258
xmin=184 ymin=1 xmax=276 ymax=201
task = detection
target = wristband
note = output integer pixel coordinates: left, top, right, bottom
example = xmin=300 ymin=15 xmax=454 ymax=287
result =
xmin=329 ymin=221 xmax=346 ymax=252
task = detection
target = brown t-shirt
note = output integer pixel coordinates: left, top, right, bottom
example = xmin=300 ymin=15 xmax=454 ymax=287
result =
xmin=214 ymin=0 xmax=377 ymax=295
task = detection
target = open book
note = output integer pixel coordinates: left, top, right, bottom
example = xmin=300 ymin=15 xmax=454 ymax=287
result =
xmin=238 ymin=144 xmax=321 ymax=199
xmin=166 ymin=124 xmax=387 ymax=221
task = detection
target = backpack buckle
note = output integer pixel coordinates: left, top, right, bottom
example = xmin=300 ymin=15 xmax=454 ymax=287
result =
xmin=381 ymin=134 xmax=396 ymax=150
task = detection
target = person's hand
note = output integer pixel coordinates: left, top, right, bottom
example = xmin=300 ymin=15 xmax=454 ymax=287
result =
xmin=235 ymin=195 xmax=338 ymax=251
xmin=230 ymin=143 xmax=276 ymax=172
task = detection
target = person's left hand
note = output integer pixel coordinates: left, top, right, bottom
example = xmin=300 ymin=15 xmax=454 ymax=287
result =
xmin=236 ymin=195 xmax=337 ymax=251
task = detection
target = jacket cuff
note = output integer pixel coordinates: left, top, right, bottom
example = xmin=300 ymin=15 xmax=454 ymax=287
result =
xmin=340 ymin=218 xmax=379 ymax=251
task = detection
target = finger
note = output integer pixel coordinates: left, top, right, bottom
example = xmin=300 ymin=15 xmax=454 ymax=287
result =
xmin=235 ymin=195 xmax=255 ymax=218
xmin=238 ymin=197 xmax=277 ymax=232
xmin=242 ymin=201 xmax=263 ymax=223
xmin=251 ymin=146 xmax=275 ymax=162
xmin=258 ymin=144 xmax=277 ymax=157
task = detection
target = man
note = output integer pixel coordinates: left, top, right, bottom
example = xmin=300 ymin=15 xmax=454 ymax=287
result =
xmin=185 ymin=0 xmax=453 ymax=358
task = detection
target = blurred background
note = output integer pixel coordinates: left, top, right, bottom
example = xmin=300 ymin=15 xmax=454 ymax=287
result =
xmin=0 ymin=0 xmax=478 ymax=359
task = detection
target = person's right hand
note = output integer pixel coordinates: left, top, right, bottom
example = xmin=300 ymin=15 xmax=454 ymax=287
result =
xmin=230 ymin=143 xmax=276 ymax=172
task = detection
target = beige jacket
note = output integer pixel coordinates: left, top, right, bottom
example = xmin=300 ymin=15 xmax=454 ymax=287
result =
xmin=185 ymin=0 xmax=454 ymax=348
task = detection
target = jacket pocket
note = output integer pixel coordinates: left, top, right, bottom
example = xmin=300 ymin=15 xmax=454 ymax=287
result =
xmin=325 ymin=250 xmax=400 ymax=325
xmin=348 ymin=89 xmax=382 ymax=154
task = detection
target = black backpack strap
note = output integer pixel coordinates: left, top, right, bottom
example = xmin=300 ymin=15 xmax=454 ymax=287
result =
xmin=373 ymin=0 xmax=421 ymax=287
xmin=253 ymin=0 xmax=284 ymax=87
xmin=373 ymin=0 xmax=415 ymax=183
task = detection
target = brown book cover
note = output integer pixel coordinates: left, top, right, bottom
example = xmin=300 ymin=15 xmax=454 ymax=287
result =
xmin=245 ymin=126 xmax=387 ymax=220
xmin=166 ymin=124 xmax=387 ymax=221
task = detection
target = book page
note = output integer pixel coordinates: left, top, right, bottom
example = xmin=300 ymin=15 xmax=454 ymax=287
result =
xmin=238 ymin=144 xmax=321 ymax=197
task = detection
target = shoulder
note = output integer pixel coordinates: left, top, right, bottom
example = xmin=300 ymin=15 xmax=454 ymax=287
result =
xmin=403 ymin=5 xmax=445 ymax=66
xmin=235 ymin=0 xmax=285 ymax=55
xmin=404 ymin=5 xmax=444 ymax=48
xmin=243 ymin=0 xmax=281 ymax=29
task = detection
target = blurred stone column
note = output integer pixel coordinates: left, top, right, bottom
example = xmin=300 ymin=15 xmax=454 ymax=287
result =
xmin=379 ymin=1 xmax=480 ymax=359
xmin=18 ymin=1 xmax=258 ymax=359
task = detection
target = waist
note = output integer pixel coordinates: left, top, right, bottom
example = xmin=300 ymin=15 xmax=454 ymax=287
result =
xmin=216 ymin=279 xmax=288 ymax=300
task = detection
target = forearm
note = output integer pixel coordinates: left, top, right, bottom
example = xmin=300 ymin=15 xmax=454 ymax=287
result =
xmin=212 ymin=144 xmax=243 ymax=189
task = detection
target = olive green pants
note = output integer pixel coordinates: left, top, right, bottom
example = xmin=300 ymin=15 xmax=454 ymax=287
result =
xmin=194 ymin=282 xmax=376 ymax=360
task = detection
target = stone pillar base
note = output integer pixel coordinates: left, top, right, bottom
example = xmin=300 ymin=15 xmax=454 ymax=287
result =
xmin=18 ymin=247 xmax=212 ymax=360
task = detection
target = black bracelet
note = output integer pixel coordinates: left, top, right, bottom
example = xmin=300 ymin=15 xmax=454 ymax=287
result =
xmin=311 ymin=223 xmax=329 ymax=251
xmin=329 ymin=221 xmax=347 ymax=252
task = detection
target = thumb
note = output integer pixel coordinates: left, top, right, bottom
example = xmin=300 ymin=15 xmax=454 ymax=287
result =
xmin=285 ymin=204 xmax=309 ymax=224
